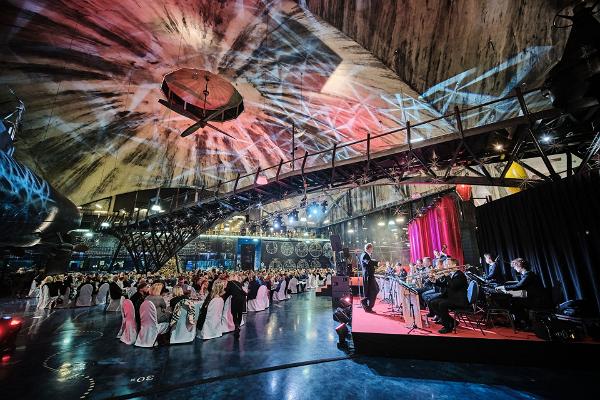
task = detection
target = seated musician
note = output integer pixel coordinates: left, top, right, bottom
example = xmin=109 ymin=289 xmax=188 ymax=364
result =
xmin=498 ymin=258 xmax=551 ymax=327
xmin=428 ymin=258 xmax=468 ymax=334
xmin=484 ymin=253 xmax=504 ymax=283
xmin=415 ymin=257 xmax=434 ymax=305
xmin=423 ymin=259 xmax=447 ymax=317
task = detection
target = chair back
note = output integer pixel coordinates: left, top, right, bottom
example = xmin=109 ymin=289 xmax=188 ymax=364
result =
xmin=135 ymin=300 xmax=159 ymax=347
xmin=467 ymin=280 xmax=479 ymax=308
xmin=221 ymin=296 xmax=235 ymax=333
xmin=258 ymin=285 xmax=269 ymax=308
xmin=170 ymin=302 xmax=198 ymax=344
xmin=96 ymin=283 xmax=109 ymax=304
xmin=197 ymin=297 xmax=224 ymax=340
xmin=289 ymin=277 xmax=298 ymax=294
xmin=118 ymin=299 xmax=138 ymax=345
xmin=76 ymin=284 xmax=93 ymax=307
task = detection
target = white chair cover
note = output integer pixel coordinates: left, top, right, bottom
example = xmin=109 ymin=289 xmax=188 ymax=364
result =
xmin=289 ymin=277 xmax=298 ymax=294
xmin=273 ymin=280 xmax=287 ymax=302
xmin=76 ymin=284 xmax=93 ymax=307
xmin=118 ymin=299 xmax=137 ymax=345
xmin=170 ymin=302 xmax=201 ymax=344
xmin=28 ymin=279 xmax=39 ymax=298
xmin=247 ymin=285 xmax=268 ymax=312
xmin=106 ymin=296 xmax=122 ymax=312
xmin=134 ymin=301 xmax=168 ymax=347
xmin=37 ymin=285 xmax=53 ymax=310
xmin=259 ymin=285 xmax=270 ymax=309
xmin=326 ymin=274 xmax=332 ymax=285
xmin=220 ymin=297 xmax=236 ymax=333
xmin=197 ymin=297 xmax=224 ymax=340
xmin=96 ymin=283 xmax=109 ymax=305
xmin=307 ymin=274 xmax=315 ymax=289
xmin=55 ymin=287 xmax=71 ymax=308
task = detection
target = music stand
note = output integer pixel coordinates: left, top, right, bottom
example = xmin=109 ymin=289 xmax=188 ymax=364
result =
xmin=399 ymin=280 xmax=431 ymax=334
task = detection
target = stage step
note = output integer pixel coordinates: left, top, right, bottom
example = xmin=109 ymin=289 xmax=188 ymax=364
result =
xmin=315 ymin=284 xmax=332 ymax=296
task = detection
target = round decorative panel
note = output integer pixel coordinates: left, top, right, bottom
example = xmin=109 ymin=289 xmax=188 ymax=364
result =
xmin=269 ymin=258 xmax=282 ymax=269
xmin=297 ymin=259 xmax=309 ymax=270
xmin=295 ymin=242 xmax=308 ymax=257
xmin=265 ymin=241 xmax=278 ymax=255
xmin=280 ymin=242 xmax=294 ymax=257
xmin=322 ymin=242 xmax=333 ymax=258
xmin=283 ymin=259 xmax=296 ymax=269
xmin=308 ymin=242 xmax=322 ymax=258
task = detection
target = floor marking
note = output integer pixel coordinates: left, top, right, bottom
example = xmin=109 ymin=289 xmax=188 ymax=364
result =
xmin=110 ymin=355 xmax=355 ymax=400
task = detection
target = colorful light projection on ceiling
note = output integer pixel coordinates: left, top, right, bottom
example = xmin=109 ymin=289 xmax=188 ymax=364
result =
xmin=0 ymin=0 xmax=553 ymax=204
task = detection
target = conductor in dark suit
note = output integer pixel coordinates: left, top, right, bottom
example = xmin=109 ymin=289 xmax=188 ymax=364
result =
xmin=428 ymin=258 xmax=468 ymax=334
xmin=484 ymin=253 xmax=504 ymax=283
xmin=360 ymin=243 xmax=379 ymax=312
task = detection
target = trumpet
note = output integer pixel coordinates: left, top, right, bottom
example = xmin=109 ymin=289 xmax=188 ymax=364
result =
xmin=406 ymin=265 xmax=466 ymax=287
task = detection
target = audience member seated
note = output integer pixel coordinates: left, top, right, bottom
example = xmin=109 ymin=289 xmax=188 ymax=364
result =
xmin=107 ymin=276 xmax=123 ymax=312
xmin=197 ymin=279 xmax=226 ymax=340
xmin=145 ymin=283 xmax=170 ymax=324
xmin=130 ymin=282 xmax=149 ymax=329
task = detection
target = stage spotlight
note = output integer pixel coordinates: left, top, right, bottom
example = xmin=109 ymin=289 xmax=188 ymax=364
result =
xmin=273 ymin=215 xmax=282 ymax=230
xmin=494 ymin=143 xmax=504 ymax=151
xmin=339 ymin=296 xmax=352 ymax=308
xmin=333 ymin=307 xmax=351 ymax=324
xmin=335 ymin=323 xmax=349 ymax=348
xmin=541 ymin=135 xmax=552 ymax=144
xmin=347 ymin=229 xmax=354 ymax=234
xmin=377 ymin=220 xmax=385 ymax=227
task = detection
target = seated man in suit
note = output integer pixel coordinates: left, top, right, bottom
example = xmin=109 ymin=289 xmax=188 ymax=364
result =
xmin=484 ymin=253 xmax=504 ymax=283
xmin=498 ymin=258 xmax=551 ymax=327
xmin=428 ymin=258 xmax=468 ymax=334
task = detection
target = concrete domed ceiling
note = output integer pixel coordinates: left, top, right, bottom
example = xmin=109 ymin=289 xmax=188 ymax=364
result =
xmin=0 ymin=0 xmax=565 ymax=204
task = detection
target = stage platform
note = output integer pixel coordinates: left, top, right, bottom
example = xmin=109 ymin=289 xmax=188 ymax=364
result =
xmin=351 ymin=298 xmax=600 ymax=367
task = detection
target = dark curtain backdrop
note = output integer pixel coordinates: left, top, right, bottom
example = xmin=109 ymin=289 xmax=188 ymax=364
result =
xmin=409 ymin=195 xmax=464 ymax=265
xmin=476 ymin=173 xmax=600 ymax=314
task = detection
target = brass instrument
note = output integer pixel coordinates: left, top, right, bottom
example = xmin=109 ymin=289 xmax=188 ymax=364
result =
xmin=405 ymin=265 xmax=468 ymax=288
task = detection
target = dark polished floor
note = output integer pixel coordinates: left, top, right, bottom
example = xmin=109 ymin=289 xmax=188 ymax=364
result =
xmin=0 ymin=293 xmax=596 ymax=399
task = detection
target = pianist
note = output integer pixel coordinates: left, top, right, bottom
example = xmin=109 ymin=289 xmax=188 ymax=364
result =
xmin=499 ymin=258 xmax=552 ymax=328
xmin=502 ymin=258 xmax=550 ymax=307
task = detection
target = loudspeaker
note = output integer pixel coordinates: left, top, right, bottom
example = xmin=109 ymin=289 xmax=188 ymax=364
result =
xmin=332 ymin=277 xmax=352 ymax=311
xmin=331 ymin=276 xmax=350 ymax=295
xmin=330 ymin=234 xmax=343 ymax=253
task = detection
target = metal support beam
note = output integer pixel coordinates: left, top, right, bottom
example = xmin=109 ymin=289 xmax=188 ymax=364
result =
xmin=576 ymin=130 xmax=600 ymax=174
xmin=515 ymin=87 xmax=560 ymax=180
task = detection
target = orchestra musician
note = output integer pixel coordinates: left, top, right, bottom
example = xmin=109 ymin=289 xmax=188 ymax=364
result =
xmin=422 ymin=259 xmax=447 ymax=318
xmin=360 ymin=243 xmax=379 ymax=313
xmin=497 ymin=258 xmax=551 ymax=327
xmin=484 ymin=253 xmax=504 ymax=283
xmin=428 ymin=258 xmax=469 ymax=334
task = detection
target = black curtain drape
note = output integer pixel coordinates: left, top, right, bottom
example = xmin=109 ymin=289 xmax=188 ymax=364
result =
xmin=476 ymin=172 xmax=600 ymax=315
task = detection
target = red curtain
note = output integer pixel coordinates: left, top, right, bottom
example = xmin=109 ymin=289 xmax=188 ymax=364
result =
xmin=408 ymin=195 xmax=464 ymax=265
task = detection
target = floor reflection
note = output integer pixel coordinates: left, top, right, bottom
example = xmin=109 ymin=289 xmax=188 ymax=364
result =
xmin=0 ymin=293 xmax=596 ymax=399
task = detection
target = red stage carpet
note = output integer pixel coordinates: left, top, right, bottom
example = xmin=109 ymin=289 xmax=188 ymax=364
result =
xmin=351 ymin=298 xmax=599 ymax=367
xmin=352 ymin=298 xmax=541 ymax=341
